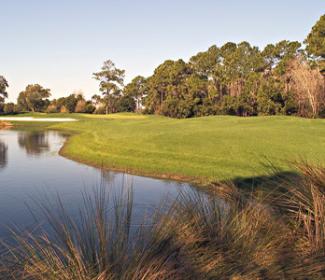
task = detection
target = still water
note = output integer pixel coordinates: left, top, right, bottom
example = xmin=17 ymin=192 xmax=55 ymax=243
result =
xmin=0 ymin=129 xmax=196 ymax=238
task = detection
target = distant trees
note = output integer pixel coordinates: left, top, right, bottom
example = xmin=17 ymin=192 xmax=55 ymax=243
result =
xmin=0 ymin=76 xmax=8 ymax=103
xmin=123 ymin=76 xmax=146 ymax=111
xmin=91 ymin=94 xmax=105 ymax=113
xmin=46 ymin=102 xmax=58 ymax=113
xmin=74 ymin=98 xmax=95 ymax=113
xmin=63 ymin=92 xmax=83 ymax=113
xmin=3 ymin=103 xmax=16 ymax=114
xmin=110 ymin=15 xmax=321 ymax=119
xmin=116 ymin=95 xmax=136 ymax=112
xmin=17 ymin=84 xmax=51 ymax=112
xmin=1 ymin=60 xmax=144 ymax=115
xmin=48 ymin=23 xmax=324 ymax=118
xmin=305 ymin=14 xmax=325 ymax=75
xmin=142 ymin=43 xmax=272 ymax=117
xmin=143 ymin=59 xmax=194 ymax=116
xmin=45 ymin=92 xmax=95 ymax=114
xmin=136 ymin=19 xmax=324 ymax=118
xmin=84 ymin=102 xmax=96 ymax=114
xmin=286 ymin=57 xmax=325 ymax=118
xmin=0 ymin=76 xmax=9 ymax=114
xmin=75 ymin=99 xmax=87 ymax=113
xmin=93 ymin=60 xmax=125 ymax=114
xmin=1 ymin=15 xmax=324 ymax=118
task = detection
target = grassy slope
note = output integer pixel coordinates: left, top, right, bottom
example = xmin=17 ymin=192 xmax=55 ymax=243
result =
xmin=18 ymin=112 xmax=321 ymax=183
xmin=7 ymin=113 xmax=325 ymax=182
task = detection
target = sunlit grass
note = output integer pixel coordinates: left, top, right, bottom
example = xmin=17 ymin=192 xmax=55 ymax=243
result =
xmin=80 ymin=112 xmax=149 ymax=120
xmin=9 ymin=113 xmax=325 ymax=183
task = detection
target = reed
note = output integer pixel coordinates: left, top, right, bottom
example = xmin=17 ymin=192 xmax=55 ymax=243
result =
xmin=1 ymin=163 xmax=325 ymax=279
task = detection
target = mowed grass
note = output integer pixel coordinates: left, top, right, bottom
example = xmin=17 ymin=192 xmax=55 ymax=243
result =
xmin=24 ymin=112 xmax=323 ymax=183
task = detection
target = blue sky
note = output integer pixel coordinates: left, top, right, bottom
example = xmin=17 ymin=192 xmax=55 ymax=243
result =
xmin=1 ymin=0 xmax=324 ymax=101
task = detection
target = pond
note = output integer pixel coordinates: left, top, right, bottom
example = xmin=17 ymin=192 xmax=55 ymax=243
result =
xmin=0 ymin=129 xmax=196 ymax=239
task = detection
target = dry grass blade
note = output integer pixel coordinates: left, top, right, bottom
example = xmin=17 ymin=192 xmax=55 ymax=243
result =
xmin=1 ymin=163 xmax=325 ymax=279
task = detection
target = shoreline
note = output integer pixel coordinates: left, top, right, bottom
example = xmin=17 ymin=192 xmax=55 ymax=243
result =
xmin=8 ymin=113 xmax=325 ymax=187
xmin=0 ymin=117 xmax=77 ymax=122
xmin=58 ymin=137 xmax=205 ymax=186
xmin=0 ymin=121 xmax=13 ymax=129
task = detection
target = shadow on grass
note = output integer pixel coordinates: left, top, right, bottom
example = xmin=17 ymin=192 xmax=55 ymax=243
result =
xmin=224 ymin=171 xmax=301 ymax=191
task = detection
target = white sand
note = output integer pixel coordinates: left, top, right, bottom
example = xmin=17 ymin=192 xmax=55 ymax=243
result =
xmin=0 ymin=117 xmax=77 ymax=122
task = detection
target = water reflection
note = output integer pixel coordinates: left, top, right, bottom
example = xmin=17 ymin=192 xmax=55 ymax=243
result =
xmin=18 ymin=131 xmax=50 ymax=156
xmin=101 ymin=169 xmax=117 ymax=184
xmin=0 ymin=140 xmax=7 ymax=170
xmin=0 ymin=129 xmax=198 ymax=240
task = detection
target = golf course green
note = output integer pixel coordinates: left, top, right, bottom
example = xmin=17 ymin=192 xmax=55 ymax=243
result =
xmin=8 ymin=113 xmax=324 ymax=184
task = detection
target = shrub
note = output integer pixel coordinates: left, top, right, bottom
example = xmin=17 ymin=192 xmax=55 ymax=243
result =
xmin=1 ymin=185 xmax=179 ymax=279
xmin=84 ymin=103 xmax=96 ymax=114
xmin=116 ymin=95 xmax=136 ymax=112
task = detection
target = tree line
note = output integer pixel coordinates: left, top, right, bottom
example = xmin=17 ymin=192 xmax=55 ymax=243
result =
xmin=0 ymin=14 xmax=324 ymax=118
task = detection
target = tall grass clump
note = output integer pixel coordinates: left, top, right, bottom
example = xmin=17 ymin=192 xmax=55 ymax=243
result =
xmin=1 ymin=163 xmax=325 ymax=279
xmin=158 ymin=185 xmax=289 ymax=279
xmin=270 ymin=164 xmax=325 ymax=278
xmin=0 ymin=185 xmax=179 ymax=280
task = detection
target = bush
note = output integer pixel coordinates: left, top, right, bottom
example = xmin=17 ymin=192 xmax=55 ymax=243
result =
xmin=161 ymin=98 xmax=194 ymax=118
xmin=116 ymin=95 xmax=136 ymax=112
xmin=84 ymin=103 xmax=96 ymax=114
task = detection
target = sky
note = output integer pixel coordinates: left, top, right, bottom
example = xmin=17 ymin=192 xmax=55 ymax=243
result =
xmin=1 ymin=0 xmax=324 ymax=102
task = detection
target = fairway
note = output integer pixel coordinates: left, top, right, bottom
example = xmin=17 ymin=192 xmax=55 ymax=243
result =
xmin=36 ymin=113 xmax=325 ymax=183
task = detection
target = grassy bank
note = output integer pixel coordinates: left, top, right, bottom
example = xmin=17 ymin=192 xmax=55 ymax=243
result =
xmin=7 ymin=113 xmax=325 ymax=183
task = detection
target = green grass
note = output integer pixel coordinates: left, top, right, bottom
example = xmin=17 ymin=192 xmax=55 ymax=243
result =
xmin=7 ymin=112 xmax=325 ymax=183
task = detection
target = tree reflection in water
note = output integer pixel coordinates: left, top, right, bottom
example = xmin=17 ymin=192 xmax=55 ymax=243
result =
xmin=101 ymin=169 xmax=117 ymax=184
xmin=18 ymin=131 xmax=50 ymax=156
xmin=0 ymin=140 xmax=8 ymax=170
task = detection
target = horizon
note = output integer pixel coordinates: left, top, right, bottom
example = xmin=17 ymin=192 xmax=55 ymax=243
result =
xmin=1 ymin=0 xmax=324 ymax=102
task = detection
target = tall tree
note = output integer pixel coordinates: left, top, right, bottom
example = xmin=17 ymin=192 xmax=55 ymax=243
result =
xmin=189 ymin=45 xmax=220 ymax=79
xmin=145 ymin=59 xmax=190 ymax=114
xmin=0 ymin=76 xmax=9 ymax=103
xmin=91 ymin=94 xmax=102 ymax=106
xmin=17 ymin=84 xmax=51 ymax=112
xmin=287 ymin=57 xmax=325 ymax=118
xmin=63 ymin=92 xmax=84 ymax=113
xmin=262 ymin=40 xmax=301 ymax=75
xmin=305 ymin=14 xmax=325 ymax=74
xmin=93 ymin=60 xmax=125 ymax=114
xmin=124 ymin=76 xmax=147 ymax=111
